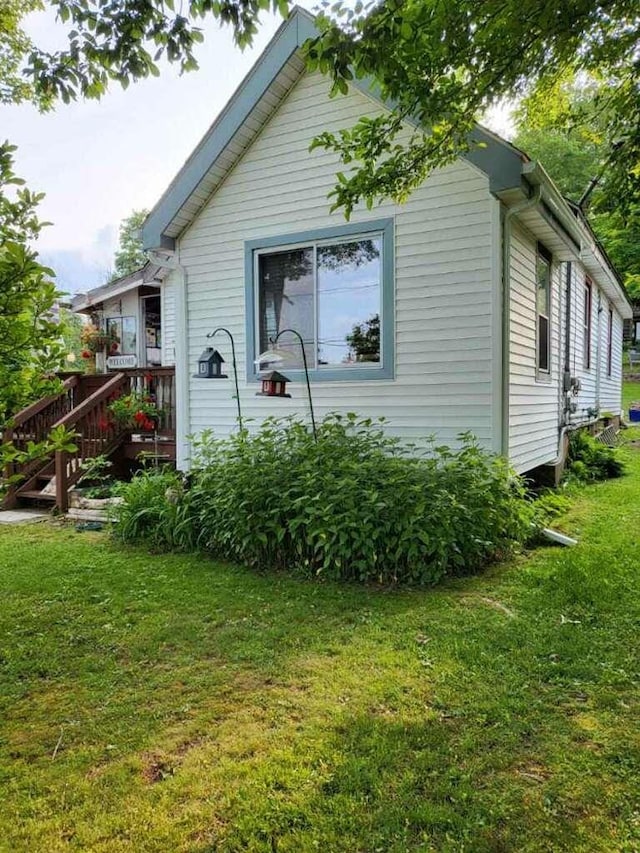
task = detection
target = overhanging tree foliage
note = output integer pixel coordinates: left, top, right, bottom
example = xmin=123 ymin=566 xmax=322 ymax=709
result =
xmin=306 ymin=0 xmax=640 ymax=218
xmin=1 ymin=1 xmax=638 ymax=220
xmin=0 ymin=142 xmax=65 ymax=425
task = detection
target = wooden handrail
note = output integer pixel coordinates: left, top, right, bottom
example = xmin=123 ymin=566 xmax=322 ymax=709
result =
xmin=8 ymin=375 xmax=79 ymax=430
xmin=53 ymin=372 xmax=130 ymax=511
xmin=52 ymin=373 xmax=126 ymax=431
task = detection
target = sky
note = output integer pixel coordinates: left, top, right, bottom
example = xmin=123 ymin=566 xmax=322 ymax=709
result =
xmin=2 ymin=8 xmax=287 ymax=294
xmin=2 ymin=7 xmax=514 ymax=296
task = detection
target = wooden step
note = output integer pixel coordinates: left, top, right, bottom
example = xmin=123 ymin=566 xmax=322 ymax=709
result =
xmin=18 ymin=490 xmax=57 ymax=502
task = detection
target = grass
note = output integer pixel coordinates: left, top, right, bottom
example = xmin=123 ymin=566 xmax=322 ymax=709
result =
xmin=2 ymin=425 xmax=640 ymax=851
xmin=623 ymin=378 xmax=640 ymax=412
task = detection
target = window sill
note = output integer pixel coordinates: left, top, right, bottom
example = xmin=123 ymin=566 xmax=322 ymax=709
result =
xmin=251 ymin=364 xmax=394 ymax=383
xmin=535 ymin=370 xmax=552 ymax=385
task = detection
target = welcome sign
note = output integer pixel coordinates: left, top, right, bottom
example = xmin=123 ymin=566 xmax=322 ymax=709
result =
xmin=106 ymin=354 xmax=137 ymax=369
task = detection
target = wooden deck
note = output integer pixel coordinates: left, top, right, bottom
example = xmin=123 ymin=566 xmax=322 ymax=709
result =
xmin=2 ymin=367 xmax=176 ymax=511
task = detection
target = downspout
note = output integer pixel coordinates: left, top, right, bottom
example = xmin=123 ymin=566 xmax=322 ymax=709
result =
xmin=147 ymin=249 xmax=190 ymax=470
xmin=563 ymin=262 xmax=572 ymax=402
xmin=501 ymin=186 xmax=542 ymax=457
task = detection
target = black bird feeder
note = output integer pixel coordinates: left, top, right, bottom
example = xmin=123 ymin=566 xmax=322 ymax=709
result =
xmin=195 ymin=347 xmax=227 ymax=379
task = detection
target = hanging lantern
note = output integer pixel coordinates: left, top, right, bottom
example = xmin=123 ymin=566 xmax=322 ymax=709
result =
xmin=194 ymin=347 xmax=227 ymax=378
xmin=256 ymin=370 xmax=291 ymax=398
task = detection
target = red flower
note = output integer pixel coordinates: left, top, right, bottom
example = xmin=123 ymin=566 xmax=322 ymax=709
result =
xmin=133 ymin=410 xmax=146 ymax=424
xmin=81 ymin=350 xmax=92 ymax=359
xmin=110 ymin=341 xmax=119 ymax=353
xmin=143 ymin=418 xmax=155 ymax=431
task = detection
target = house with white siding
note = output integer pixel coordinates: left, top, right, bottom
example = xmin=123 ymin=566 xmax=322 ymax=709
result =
xmin=140 ymin=7 xmax=632 ymax=479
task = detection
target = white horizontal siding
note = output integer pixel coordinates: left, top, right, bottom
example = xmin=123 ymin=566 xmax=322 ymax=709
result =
xmin=565 ymin=262 xmax=623 ymax=420
xmin=508 ymin=222 xmax=562 ymax=473
xmin=177 ymin=71 xmax=497 ymax=458
xmin=161 ymin=274 xmax=176 ymax=366
xmin=599 ymin=300 xmax=624 ymax=414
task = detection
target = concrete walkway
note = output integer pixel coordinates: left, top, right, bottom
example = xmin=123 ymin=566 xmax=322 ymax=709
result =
xmin=0 ymin=509 xmax=49 ymax=525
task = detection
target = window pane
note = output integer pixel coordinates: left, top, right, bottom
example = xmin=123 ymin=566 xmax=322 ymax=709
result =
xmin=317 ymin=238 xmax=381 ymax=367
xmin=536 ymin=255 xmax=550 ymax=316
xmin=121 ymin=317 xmax=137 ymax=355
xmin=583 ymin=284 xmax=591 ymax=368
xmin=258 ymin=248 xmax=314 ymax=368
xmin=538 ymin=315 xmax=549 ymax=372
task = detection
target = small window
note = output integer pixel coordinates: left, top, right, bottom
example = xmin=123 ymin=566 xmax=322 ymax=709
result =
xmin=607 ymin=307 xmax=613 ymax=377
xmin=583 ymin=279 xmax=592 ymax=370
xmin=106 ymin=316 xmax=137 ymax=355
xmin=536 ymin=245 xmax=552 ymax=374
xmin=247 ymin=220 xmax=394 ymax=381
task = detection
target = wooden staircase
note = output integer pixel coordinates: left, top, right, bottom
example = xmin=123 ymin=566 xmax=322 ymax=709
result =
xmin=2 ymin=368 xmax=176 ymax=513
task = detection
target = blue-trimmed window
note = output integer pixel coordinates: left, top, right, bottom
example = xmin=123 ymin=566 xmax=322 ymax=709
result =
xmin=245 ymin=219 xmax=394 ymax=381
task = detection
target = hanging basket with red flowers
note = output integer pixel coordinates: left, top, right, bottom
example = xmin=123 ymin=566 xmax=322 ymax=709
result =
xmin=80 ymin=323 xmax=120 ymax=355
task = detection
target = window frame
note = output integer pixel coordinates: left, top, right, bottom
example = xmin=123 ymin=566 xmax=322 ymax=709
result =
xmin=106 ymin=315 xmax=137 ymax=356
xmin=583 ymin=278 xmax=592 ymax=370
xmin=535 ymin=243 xmax=552 ymax=379
xmin=245 ymin=219 xmax=395 ymax=382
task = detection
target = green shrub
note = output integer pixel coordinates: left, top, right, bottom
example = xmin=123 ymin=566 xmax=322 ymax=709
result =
xmin=155 ymin=415 xmax=533 ymax=586
xmin=531 ymin=490 xmax=572 ymax=528
xmin=567 ymin=430 xmax=625 ymax=482
xmin=111 ymin=467 xmax=183 ymax=547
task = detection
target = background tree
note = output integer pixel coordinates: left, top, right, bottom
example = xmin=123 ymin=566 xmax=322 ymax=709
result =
xmin=346 ymin=314 xmax=380 ymax=363
xmin=1 ymin=1 xmax=639 ymax=221
xmin=58 ymin=306 xmax=86 ymax=366
xmin=0 ymin=0 xmax=42 ymax=105
xmin=113 ymin=208 xmax=149 ymax=279
xmin=307 ymin=0 xmax=640 ymax=221
xmin=513 ymin=75 xmax=640 ymax=293
xmin=0 ymin=142 xmax=65 ymax=424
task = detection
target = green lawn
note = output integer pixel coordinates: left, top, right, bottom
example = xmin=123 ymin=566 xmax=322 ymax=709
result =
xmin=624 ymin=378 xmax=640 ymax=413
xmin=2 ymin=439 xmax=640 ymax=851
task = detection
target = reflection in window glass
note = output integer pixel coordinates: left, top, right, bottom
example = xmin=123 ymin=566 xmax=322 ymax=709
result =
xmin=317 ymin=238 xmax=381 ymax=366
xmin=536 ymin=249 xmax=551 ymax=373
xmin=257 ymin=236 xmax=383 ymax=372
xmin=107 ymin=316 xmax=137 ymax=355
xmin=258 ymin=248 xmax=314 ymax=369
xmin=121 ymin=317 xmax=137 ymax=354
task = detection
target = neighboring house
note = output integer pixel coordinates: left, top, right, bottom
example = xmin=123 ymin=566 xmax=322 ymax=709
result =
xmin=140 ymin=7 xmax=632 ymax=476
xmin=624 ymin=307 xmax=640 ymax=347
xmin=72 ymin=262 xmax=171 ymax=369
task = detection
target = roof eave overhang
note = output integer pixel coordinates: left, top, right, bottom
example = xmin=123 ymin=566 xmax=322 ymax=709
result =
xmin=521 ymin=162 xmax=632 ymax=319
xmin=142 ymin=9 xmax=318 ymax=252
xmin=71 ymin=263 xmax=166 ymax=314
xmin=141 ymin=7 xmax=527 ymax=252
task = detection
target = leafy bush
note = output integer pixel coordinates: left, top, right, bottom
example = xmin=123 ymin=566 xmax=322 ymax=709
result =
xmin=567 ymin=430 xmax=625 ymax=482
xmin=113 ymin=415 xmax=533 ymax=586
xmin=531 ymin=490 xmax=572 ymax=528
xmin=111 ymin=467 xmax=183 ymax=547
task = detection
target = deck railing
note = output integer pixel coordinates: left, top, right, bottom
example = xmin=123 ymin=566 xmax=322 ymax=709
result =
xmin=2 ymin=376 xmax=80 ymax=505
xmin=2 ymin=366 xmax=176 ymax=510
xmin=119 ymin=367 xmax=176 ymax=434
xmin=53 ymin=372 xmax=131 ymax=511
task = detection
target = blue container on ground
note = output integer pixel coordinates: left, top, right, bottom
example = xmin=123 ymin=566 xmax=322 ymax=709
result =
xmin=629 ymin=408 xmax=640 ymax=422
